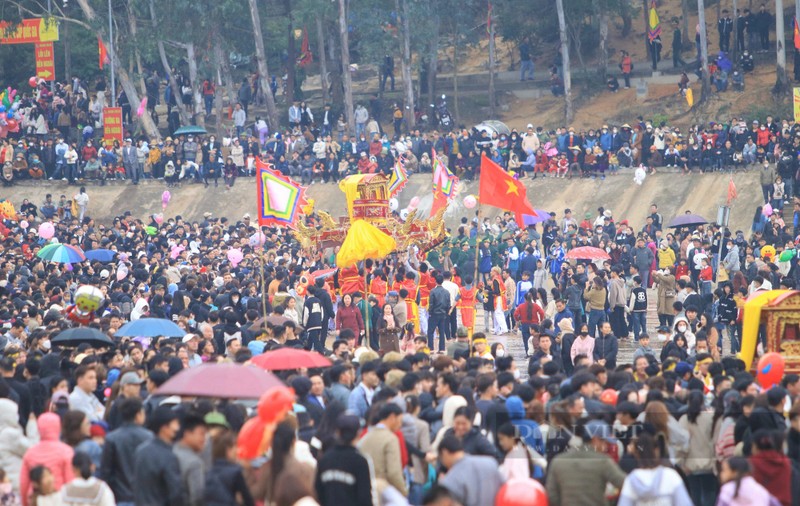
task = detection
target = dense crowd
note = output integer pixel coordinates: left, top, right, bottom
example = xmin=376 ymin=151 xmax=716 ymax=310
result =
xmin=0 ymin=160 xmax=794 ymax=506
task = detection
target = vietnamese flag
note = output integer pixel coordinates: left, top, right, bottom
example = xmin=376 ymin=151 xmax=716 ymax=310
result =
xmin=727 ymin=177 xmax=738 ymax=205
xmin=479 ymin=154 xmax=536 ymax=217
xmin=98 ymin=37 xmax=108 ymax=70
xmin=794 ymin=17 xmax=800 ymax=50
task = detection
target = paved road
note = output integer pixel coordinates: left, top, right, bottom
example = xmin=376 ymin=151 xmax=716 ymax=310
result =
xmin=482 ymin=287 xmax=667 ymax=379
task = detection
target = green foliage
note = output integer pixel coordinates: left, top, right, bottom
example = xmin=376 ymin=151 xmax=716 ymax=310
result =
xmin=650 ymin=112 xmax=670 ymax=127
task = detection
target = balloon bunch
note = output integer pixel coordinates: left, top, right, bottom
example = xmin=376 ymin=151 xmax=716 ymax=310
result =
xmin=237 ymin=386 xmax=295 ymax=460
xmin=0 ymin=87 xmax=21 ymax=139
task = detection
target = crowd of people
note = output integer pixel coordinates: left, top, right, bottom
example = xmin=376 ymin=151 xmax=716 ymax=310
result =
xmin=0 ymin=155 xmax=794 ymax=506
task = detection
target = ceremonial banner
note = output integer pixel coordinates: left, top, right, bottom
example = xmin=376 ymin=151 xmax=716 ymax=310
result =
xmin=102 ymin=107 xmax=123 ymax=146
xmin=794 ymin=88 xmax=800 ymax=123
xmin=35 ymin=42 xmax=55 ymax=80
xmin=431 ymin=150 xmax=458 ymax=215
xmin=647 ymin=0 xmax=661 ymax=42
xmin=388 ymin=157 xmax=408 ymax=196
xmin=256 ymin=157 xmax=308 ymax=228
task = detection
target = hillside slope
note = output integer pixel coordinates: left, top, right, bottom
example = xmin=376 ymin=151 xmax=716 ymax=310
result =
xmin=2 ymin=169 xmax=762 ymax=235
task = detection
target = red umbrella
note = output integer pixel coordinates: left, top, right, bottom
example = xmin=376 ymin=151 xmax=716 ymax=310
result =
xmin=155 ymin=363 xmax=284 ymax=399
xmin=251 ymin=348 xmax=333 ymax=371
xmin=565 ymin=246 xmax=611 ymax=261
xmin=311 ymin=268 xmax=337 ymax=280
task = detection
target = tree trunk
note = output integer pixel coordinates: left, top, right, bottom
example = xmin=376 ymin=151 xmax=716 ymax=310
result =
xmin=338 ymin=0 xmax=355 ymax=134
xmin=247 ymin=0 xmax=280 ymax=129
xmin=63 ymin=22 xmax=71 ymax=82
xmin=327 ymin=28 xmax=343 ymax=106
xmin=598 ymin=0 xmax=609 ymax=80
xmin=556 ymin=0 xmax=573 ymax=122
xmin=621 ymin=0 xmax=632 ymax=37
xmin=185 ymin=43 xmax=202 ymax=124
xmin=776 ymin=0 xmax=789 ymax=93
xmin=642 ymin=0 xmax=650 ymax=59
xmin=285 ymin=0 xmax=296 ymax=104
xmin=488 ymin=3 xmax=496 ymax=118
xmin=698 ymin=0 xmax=712 ymax=103
xmin=74 ymin=0 xmax=159 ymax=139
xmin=316 ymin=16 xmax=329 ymax=104
xmin=452 ymin=29 xmax=460 ymax=125
xmin=400 ymin=0 xmax=415 ymax=128
xmin=212 ymin=29 xmax=226 ymax=137
xmin=126 ymin=3 xmax=146 ymax=96
xmin=682 ymin=0 xmax=691 ymax=48
xmin=428 ymin=16 xmax=440 ymax=104
xmin=733 ymin=0 xmax=739 ymax=59
xmin=148 ymin=0 xmax=191 ymax=126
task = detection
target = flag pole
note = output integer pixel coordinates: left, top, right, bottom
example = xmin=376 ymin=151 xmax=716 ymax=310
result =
xmin=364 ymin=265 xmax=370 ymax=348
xmin=258 ymin=249 xmax=269 ymax=324
xmin=473 ymin=203 xmax=482 ymax=286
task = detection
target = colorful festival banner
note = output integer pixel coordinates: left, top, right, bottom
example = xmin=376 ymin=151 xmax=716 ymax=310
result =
xmin=794 ymin=88 xmax=800 ymax=123
xmin=256 ymin=158 xmax=308 ymax=228
xmin=388 ymin=156 xmax=408 ymax=196
xmin=647 ymin=0 xmax=661 ymax=42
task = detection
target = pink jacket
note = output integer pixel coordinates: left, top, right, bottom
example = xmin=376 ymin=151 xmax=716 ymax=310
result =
xmin=570 ymin=336 xmax=595 ymax=364
xmin=20 ymin=413 xmax=74 ymax=506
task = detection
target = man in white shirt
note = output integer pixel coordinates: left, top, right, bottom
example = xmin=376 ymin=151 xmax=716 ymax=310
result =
xmin=69 ymin=365 xmax=106 ymax=422
xmin=441 ymin=272 xmax=460 ymax=341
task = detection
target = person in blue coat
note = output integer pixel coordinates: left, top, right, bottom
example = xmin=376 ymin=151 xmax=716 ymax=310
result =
xmin=506 ymin=395 xmax=544 ymax=455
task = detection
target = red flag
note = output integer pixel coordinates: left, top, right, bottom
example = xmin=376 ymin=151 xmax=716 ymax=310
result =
xmin=479 ymin=154 xmax=536 ymax=216
xmin=727 ymin=177 xmax=738 ymax=205
xmin=98 ymin=37 xmax=108 ymax=70
xmin=296 ymin=27 xmax=313 ymax=67
xmin=794 ymin=17 xmax=800 ymax=50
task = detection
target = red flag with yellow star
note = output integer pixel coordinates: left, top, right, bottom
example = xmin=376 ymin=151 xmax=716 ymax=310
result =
xmin=479 ymin=154 xmax=536 ymax=216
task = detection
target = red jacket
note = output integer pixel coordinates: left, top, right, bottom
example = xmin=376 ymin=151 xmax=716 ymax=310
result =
xmin=514 ymin=301 xmax=545 ymax=324
xmin=336 ymin=304 xmax=364 ymax=334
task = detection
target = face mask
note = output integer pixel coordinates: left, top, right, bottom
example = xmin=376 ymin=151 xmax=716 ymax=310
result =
xmin=513 ymin=369 xmax=521 ymax=380
xmin=41 ymin=340 xmax=51 ymax=350
xmin=496 ymin=349 xmax=506 ymax=357
xmin=580 ymin=331 xmax=589 ymax=337
xmin=188 ymin=318 xmax=196 ymax=326
xmin=677 ymin=325 xmax=687 ymax=333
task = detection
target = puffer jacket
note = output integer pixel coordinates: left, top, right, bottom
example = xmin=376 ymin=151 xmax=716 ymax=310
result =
xmin=20 ymin=413 xmax=74 ymax=506
xmin=0 ymin=399 xmax=38 ymax=492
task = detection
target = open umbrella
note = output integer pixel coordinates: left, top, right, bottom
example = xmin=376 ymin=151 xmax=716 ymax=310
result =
xmin=37 ymin=244 xmax=86 ymax=263
xmin=668 ymin=213 xmax=708 ymax=228
xmin=251 ymin=348 xmax=333 ymax=371
xmin=520 ymin=209 xmax=550 ymax=227
xmin=84 ymin=249 xmax=117 ymax=263
xmin=51 ymin=327 xmax=114 ymax=348
xmin=116 ymin=318 xmax=185 ymax=338
xmin=172 ymin=125 xmax=208 ymax=136
xmin=565 ymin=246 xmax=611 ymax=260
xmin=155 ymin=363 xmax=284 ymax=399
xmin=310 ymin=268 xmax=337 ymax=280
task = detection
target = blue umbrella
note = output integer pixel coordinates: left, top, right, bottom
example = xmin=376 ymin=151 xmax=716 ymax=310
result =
xmin=116 ymin=318 xmax=185 ymax=338
xmin=85 ymin=249 xmax=117 ymax=263
xmin=520 ymin=209 xmax=551 ymax=227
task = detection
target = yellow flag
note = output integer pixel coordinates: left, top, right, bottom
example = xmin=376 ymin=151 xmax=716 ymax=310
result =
xmin=685 ymin=88 xmax=694 ymax=108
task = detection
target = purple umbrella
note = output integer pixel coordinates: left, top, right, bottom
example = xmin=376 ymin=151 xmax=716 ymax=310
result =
xmin=668 ymin=213 xmax=708 ymax=228
xmin=520 ymin=209 xmax=551 ymax=226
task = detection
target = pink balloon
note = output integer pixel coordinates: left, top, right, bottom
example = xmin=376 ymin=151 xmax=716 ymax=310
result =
xmin=154 ymin=213 xmax=164 ymax=225
xmin=463 ymin=195 xmax=477 ymax=209
xmin=38 ymin=222 xmax=54 ymax=239
xmin=137 ymin=97 xmax=147 ymax=117
xmin=408 ymin=196 xmax=421 ymax=210
xmin=161 ymin=190 xmax=171 ymax=210
xmin=227 ymin=248 xmax=244 ymax=267
xmin=19 ymin=220 xmax=28 ymax=229
xmin=249 ymin=232 xmax=266 ymax=247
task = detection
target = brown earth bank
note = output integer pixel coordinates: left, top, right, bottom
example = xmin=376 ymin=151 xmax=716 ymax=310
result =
xmin=0 ymin=168 xmax=763 ymax=235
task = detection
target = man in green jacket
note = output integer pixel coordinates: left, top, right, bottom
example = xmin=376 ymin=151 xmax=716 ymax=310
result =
xmin=546 ymin=419 xmax=627 ymax=505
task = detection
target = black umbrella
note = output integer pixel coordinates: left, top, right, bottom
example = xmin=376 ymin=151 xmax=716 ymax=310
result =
xmin=51 ymin=327 xmax=114 ymax=348
xmin=667 ymin=213 xmax=709 ymax=228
